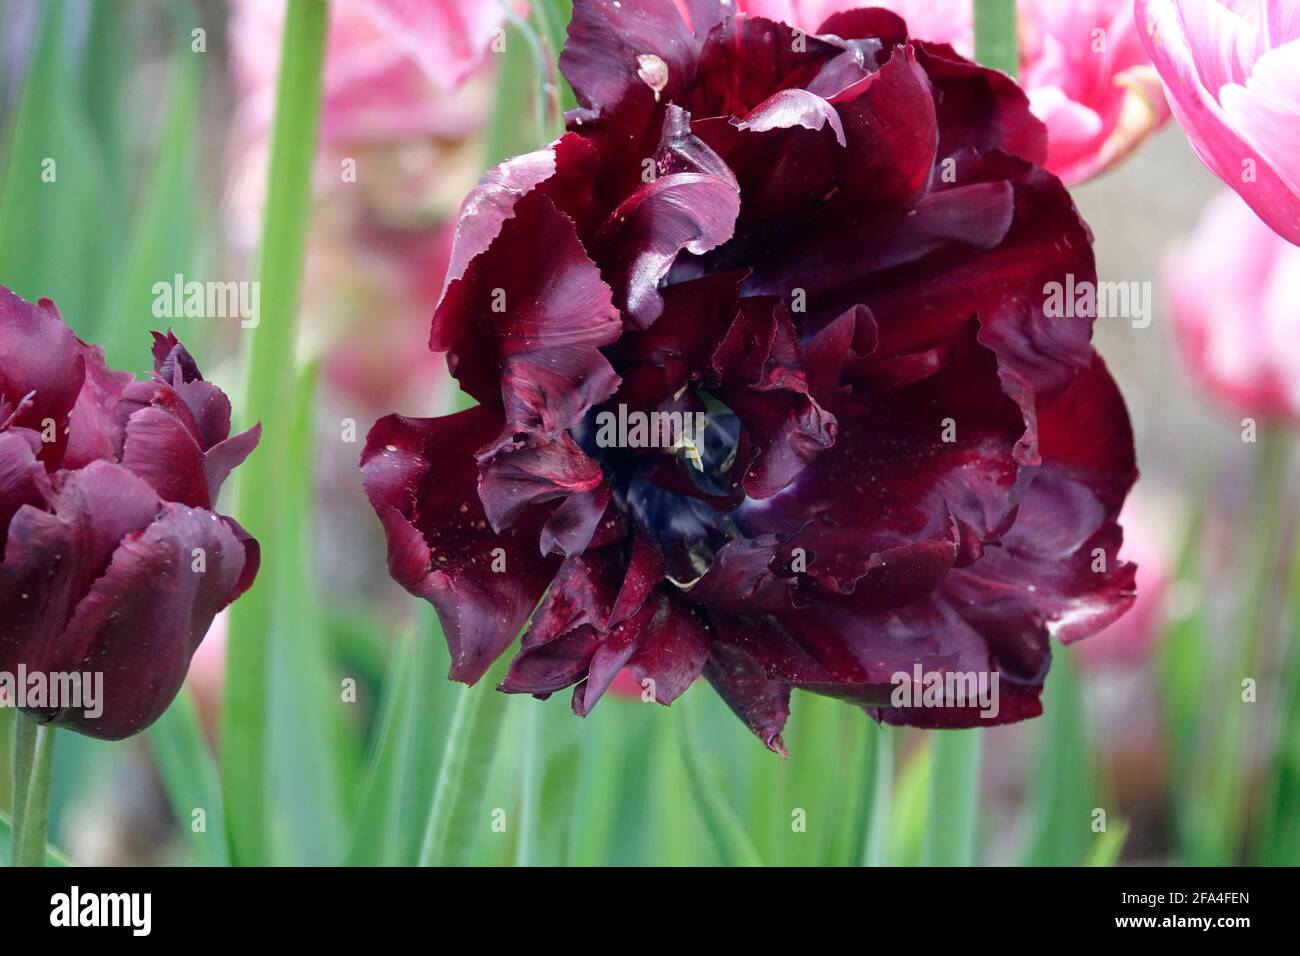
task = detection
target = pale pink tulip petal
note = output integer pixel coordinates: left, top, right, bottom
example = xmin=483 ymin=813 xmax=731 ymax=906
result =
xmin=1167 ymin=189 xmax=1300 ymax=419
xmin=1139 ymin=0 xmax=1300 ymax=245
xmin=355 ymin=0 xmax=508 ymax=91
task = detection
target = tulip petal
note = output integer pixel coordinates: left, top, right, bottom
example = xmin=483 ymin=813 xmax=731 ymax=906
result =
xmin=434 ymin=190 xmax=623 ymax=430
xmin=361 ymin=406 xmax=561 ymax=683
xmin=0 ymin=289 xmax=84 ymax=467
xmin=49 ymin=500 xmax=249 ymax=739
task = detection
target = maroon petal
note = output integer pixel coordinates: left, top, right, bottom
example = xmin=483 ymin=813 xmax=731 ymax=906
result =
xmin=913 ymin=41 xmax=1047 ymax=165
xmin=711 ymin=299 xmax=837 ymax=498
xmin=943 ymin=354 xmax=1138 ymax=650
xmin=741 ymin=324 xmax=1029 ymax=588
xmin=688 ymin=13 xmax=844 ymax=119
xmin=118 ymin=406 xmax=212 ymax=509
xmin=539 ymin=483 xmax=612 ymax=557
xmin=562 ymin=0 xmax=701 ymax=118
xmin=48 ymin=500 xmax=249 ymax=739
xmin=204 ymin=423 xmax=261 ymax=506
xmin=219 ymin=514 xmax=261 ymax=607
xmin=608 ymin=270 xmax=744 ymax=412
xmin=0 ymin=288 xmax=85 ymax=468
xmin=0 ymin=431 xmax=52 ymax=551
xmin=62 ymin=344 xmax=133 ymax=470
xmin=502 ymin=531 xmax=665 ymax=696
xmin=441 ymin=133 xmax=603 ymax=288
xmin=0 ymin=462 xmax=163 ymax=684
xmin=573 ymin=590 xmax=710 ymax=714
xmin=683 ymin=534 xmax=797 ymax=613
xmin=361 ymin=406 xmax=561 ymax=683
xmin=592 ymin=109 xmax=740 ymax=329
xmin=433 ymin=190 xmax=622 ymax=431
xmin=476 ymin=431 xmax=604 ymax=532
xmin=835 ymin=45 xmax=937 ymax=212
xmin=499 ymin=547 xmax=626 ymax=695
xmin=704 ymin=614 xmax=791 ymax=754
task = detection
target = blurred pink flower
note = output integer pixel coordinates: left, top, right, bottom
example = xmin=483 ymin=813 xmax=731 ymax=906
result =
xmin=225 ymin=0 xmax=495 ymax=249
xmin=1166 ymin=189 xmax=1300 ymax=421
xmin=1137 ymin=0 xmax=1300 ymax=245
xmin=737 ymin=0 xmax=1170 ymax=184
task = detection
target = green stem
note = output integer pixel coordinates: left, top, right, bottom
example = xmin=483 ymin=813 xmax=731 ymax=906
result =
xmin=221 ymin=0 xmax=329 ymax=868
xmin=419 ymin=658 xmax=513 ymax=866
xmin=0 ymin=709 xmax=12 ymax=817
xmin=974 ymin=0 xmax=1019 ymax=79
xmin=12 ymin=715 xmax=55 ymax=867
xmin=9 ymin=710 xmax=37 ymax=862
xmin=921 ymin=729 xmax=983 ymax=866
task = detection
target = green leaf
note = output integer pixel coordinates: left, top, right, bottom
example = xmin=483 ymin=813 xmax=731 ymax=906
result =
xmin=517 ymin=697 xmax=583 ymax=866
xmin=101 ymin=28 xmax=204 ymax=369
xmin=0 ymin=0 xmax=114 ymax=334
xmin=1085 ymin=819 xmax=1130 ymax=867
xmin=887 ymin=737 xmax=932 ymax=866
xmin=568 ymin=702 xmax=637 ymax=865
xmin=483 ymin=19 xmax=546 ymax=168
xmin=921 ymin=729 xmax=982 ymax=866
xmin=347 ymin=611 xmax=454 ymax=866
xmin=147 ymin=688 xmax=228 ymax=865
xmin=675 ymin=698 xmax=764 ymax=867
xmin=265 ymin=364 xmax=354 ymax=865
xmin=222 ymin=0 xmax=330 ymax=868
xmin=530 ymin=0 xmax=578 ymax=114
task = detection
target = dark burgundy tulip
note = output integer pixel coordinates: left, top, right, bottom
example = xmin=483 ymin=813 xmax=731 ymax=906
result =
xmin=0 ymin=288 xmax=259 ymax=739
xmin=362 ymin=1 xmax=1137 ymax=751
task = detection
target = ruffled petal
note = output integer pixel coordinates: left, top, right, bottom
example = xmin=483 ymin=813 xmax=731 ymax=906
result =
xmin=361 ymin=406 xmax=561 ymax=683
xmin=433 ymin=190 xmax=623 ymax=430
xmin=0 ymin=288 xmax=85 ymax=468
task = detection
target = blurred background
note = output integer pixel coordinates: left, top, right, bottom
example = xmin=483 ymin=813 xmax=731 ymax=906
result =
xmin=0 ymin=0 xmax=1295 ymax=866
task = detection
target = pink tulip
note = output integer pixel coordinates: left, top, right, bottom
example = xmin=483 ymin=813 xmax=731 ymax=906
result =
xmin=1167 ymin=189 xmax=1300 ymax=421
xmin=1137 ymin=0 xmax=1300 ymax=245
xmin=737 ymin=0 xmax=1170 ymax=184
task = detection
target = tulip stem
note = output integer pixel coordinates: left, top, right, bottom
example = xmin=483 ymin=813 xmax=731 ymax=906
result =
xmin=11 ymin=714 xmax=55 ymax=867
xmin=221 ymin=0 xmax=329 ymax=867
xmin=8 ymin=710 xmax=36 ymax=861
xmin=974 ymin=0 xmax=1019 ymax=79
xmin=419 ymin=657 xmax=513 ymax=866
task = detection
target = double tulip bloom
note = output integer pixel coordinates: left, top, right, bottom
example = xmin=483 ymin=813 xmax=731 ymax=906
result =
xmin=0 ymin=289 xmax=259 ymax=739
xmin=363 ymin=1 xmax=1138 ymax=749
